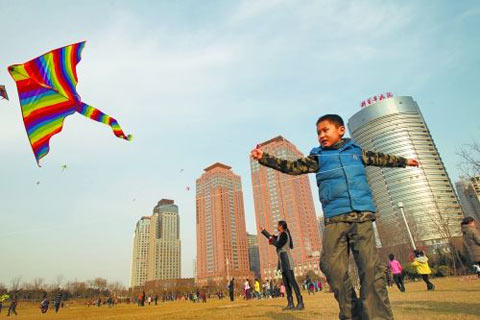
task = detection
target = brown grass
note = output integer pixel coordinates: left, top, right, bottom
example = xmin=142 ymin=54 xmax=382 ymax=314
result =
xmin=5 ymin=277 xmax=480 ymax=319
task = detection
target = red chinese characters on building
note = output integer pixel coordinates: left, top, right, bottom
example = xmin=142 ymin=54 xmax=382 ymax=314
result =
xmin=360 ymin=92 xmax=393 ymax=108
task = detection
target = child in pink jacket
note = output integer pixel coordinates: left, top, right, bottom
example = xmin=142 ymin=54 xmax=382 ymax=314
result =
xmin=388 ymin=254 xmax=405 ymax=292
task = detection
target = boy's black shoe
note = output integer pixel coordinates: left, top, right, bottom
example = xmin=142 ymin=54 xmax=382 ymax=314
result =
xmin=283 ymin=296 xmax=295 ymax=310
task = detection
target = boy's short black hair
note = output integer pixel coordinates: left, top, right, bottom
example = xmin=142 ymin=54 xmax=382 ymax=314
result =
xmin=388 ymin=254 xmax=394 ymax=260
xmin=316 ymin=114 xmax=345 ymax=127
xmin=461 ymin=216 xmax=475 ymax=225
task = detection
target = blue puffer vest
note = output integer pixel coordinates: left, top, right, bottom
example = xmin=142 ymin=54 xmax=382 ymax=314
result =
xmin=310 ymin=139 xmax=376 ymax=218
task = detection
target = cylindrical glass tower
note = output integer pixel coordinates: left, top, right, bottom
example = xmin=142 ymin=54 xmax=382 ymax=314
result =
xmin=348 ymin=96 xmax=463 ymax=255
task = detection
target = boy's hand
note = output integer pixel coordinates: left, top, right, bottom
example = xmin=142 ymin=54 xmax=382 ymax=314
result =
xmin=251 ymin=147 xmax=264 ymax=160
xmin=406 ymin=159 xmax=419 ymax=167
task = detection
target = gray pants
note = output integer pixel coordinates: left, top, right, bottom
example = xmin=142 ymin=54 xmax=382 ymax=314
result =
xmin=320 ymin=221 xmax=393 ymax=320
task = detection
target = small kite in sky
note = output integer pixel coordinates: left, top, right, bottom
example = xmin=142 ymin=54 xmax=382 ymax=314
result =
xmin=186 ymin=186 xmax=190 ymax=191
xmin=36 ymin=181 xmax=40 ymax=185
xmin=61 ymin=164 xmax=67 ymax=172
xmin=8 ymin=41 xmax=132 ymax=166
xmin=0 ymin=85 xmax=8 ymax=100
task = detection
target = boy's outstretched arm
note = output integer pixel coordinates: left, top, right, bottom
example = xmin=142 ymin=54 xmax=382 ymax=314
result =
xmin=251 ymin=147 xmax=318 ymax=175
xmin=362 ymin=150 xmax=419 ymax=167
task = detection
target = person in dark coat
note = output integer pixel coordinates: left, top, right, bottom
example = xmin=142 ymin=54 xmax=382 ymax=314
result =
xmin=7 ymin=295 xmax=18 ymax=316
xmin=462 ymin=216 xmax=480 ymax=277
xmin=228 ymin=278 xmax=235 ymax=302
xmin=261 ymin=220 xmax=304 ymax=310
xmin=53 ymin=290 xmax=62 ymax=313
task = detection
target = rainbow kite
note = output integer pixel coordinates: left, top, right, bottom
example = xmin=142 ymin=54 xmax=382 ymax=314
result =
xmin=8 ymin=41 xmax=131 ymax=165
xmin=0 ymin=85 xmax=8 ymax=100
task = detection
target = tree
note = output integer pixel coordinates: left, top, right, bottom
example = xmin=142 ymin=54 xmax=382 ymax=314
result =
xmin=10 ymin=276 xmax=22 ymax=291
xmin=107 ymin=281 xmax=126 ymax=297
xmin=32 ymin=277 xmax=45 ymax=291
xmin=458 ymin=140 xmax=480 ymax=177
xmin=426 ymin=207 xmax=464 ymax=276
xmin=89 ymin=277 xmax=107 ymax=291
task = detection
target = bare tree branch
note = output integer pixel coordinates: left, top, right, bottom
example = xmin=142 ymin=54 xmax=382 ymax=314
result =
xmin=10 ymin=276 xmax=22 ymax=291
xmin=457 ymin=140 xmax=480 ymax=178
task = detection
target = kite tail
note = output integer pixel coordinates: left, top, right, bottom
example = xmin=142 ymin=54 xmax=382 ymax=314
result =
xmin=77 ymin=103 xmax=132 ymax=141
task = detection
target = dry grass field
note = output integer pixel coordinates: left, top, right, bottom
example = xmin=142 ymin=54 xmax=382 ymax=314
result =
xmin=5 ymin=277 xmax=480 ymax=320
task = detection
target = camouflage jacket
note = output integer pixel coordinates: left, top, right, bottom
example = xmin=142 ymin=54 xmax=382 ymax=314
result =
xmin=258 ymin=139 xmax=407 ymax=175
xmin=257 ymin=139 xmax=408 ymax=224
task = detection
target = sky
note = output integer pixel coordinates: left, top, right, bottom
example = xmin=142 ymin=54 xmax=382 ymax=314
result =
xmin=0 ymin=0 xmax=479 ymax=287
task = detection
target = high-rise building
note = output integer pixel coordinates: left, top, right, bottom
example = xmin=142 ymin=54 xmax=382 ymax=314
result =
xmin=348 ymin=94 xmax=463 ymax=256
xmin=196 ymin=163 xmax=252 ymax=286
xmin=147 ymin=199 xmax=181 ymax=280
xmin=193 ymin=258 xmax=197 ymax=280
xmin=129 ymin=216 xmax=151 ymax=288
xmin=247 ymin=233 xmax=261 ymax=278
xmin=456 ymin=176 xmax=480 ymax=221
xmin=250 ymin=136 xmax=322 ymax=280
xmin=316 ymin=216 xmax=325 ymax=240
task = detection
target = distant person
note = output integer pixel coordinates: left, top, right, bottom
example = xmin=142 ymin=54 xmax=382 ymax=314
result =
xmin=317 ymin=280 xmax=322 ymax=292
xmin=261 ymin=221 xmax=304 ymax=310
xmin=280 ymin=284 xmax=286 ymax=298
xmin=461 ymin=217 xmax=480 ymax=278
xmin=0 ymin=293 xmax=8 ymax=313
xmin=385 ymin=265 xmax=393 ymax=287
xmin=412 ymin=250 xmax=435 ymax=291
xmin=40 ymin=296 xmax=49 ymax=313
xmin=228 ymin=278 xmax=235 ymax=302
xmin=254 ymin=279 xmax=261 ymax=299
xmin=154 ymin=295 xmax=158 ymax=305
xmin=141 ymin=291 xmax=146 ymax=306
xmin=7 ymin=295 xmax=18 ymax=316
xmin=244 ymin=279 xmax=251 ymax=300
xmin=388 ymin=254 xmax=405 ymax=292
xmin=54 ymin=290 xmax=62 ymax=313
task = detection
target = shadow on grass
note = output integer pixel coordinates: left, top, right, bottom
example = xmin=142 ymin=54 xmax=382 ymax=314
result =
xmin=260 ymin=311 xmax=303 ymax=320
xmin=393 ymin=301 xmax=480 ymax=317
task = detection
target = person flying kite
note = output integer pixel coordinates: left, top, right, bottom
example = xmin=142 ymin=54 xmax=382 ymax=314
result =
xmin=8 ymin=41 xmax=132 ymax=166
xmin=0 ymin=85 xmax=8 ymax=100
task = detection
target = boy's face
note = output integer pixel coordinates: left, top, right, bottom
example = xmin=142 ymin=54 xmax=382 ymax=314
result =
xmin=317 ymin=120 xmax=345 ymax=147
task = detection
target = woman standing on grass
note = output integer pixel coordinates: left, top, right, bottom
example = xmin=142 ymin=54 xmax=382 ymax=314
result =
xmin=461 ymin=217 xmax=480 ymax=278
xmin=261 ymin=220 xmax=304 ymax=311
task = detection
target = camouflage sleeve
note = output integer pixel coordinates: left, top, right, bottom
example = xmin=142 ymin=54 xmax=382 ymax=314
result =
xmin=258 ymin=153 xmax=318 ymax=175
xmin=362 ymin=150 xmax=407 ymax=168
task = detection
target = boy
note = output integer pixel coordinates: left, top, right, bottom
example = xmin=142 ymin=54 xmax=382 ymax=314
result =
xmin=251 ymin=114 xmax=418 ymax=320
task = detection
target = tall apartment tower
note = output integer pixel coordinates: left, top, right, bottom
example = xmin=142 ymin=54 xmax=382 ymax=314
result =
xmin=456 ymin=176 xmax=480 ymax=221
xmin=247 ymin=233 xmax=261 ymax=278
xmin=348 ymin=94 xmax=463 ymax=256
xmin=129 ymin=216 xmax=151 ymax=288
xmin=250 ymin=136 xmax=322 ymax=280
xmin=147 ymin=199 xmax=181 ymax=280
xmin=196 ymin=163 xmax=252 ymax=286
